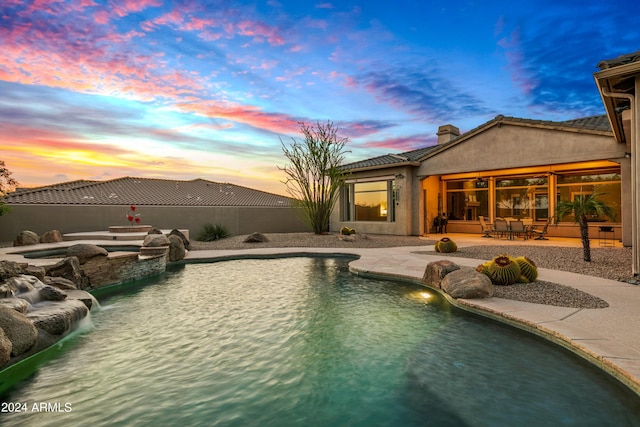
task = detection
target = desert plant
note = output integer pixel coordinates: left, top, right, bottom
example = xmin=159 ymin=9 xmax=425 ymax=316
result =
xmin=556 ymin=190 xmax=616 ymax=262
xmin=515 ymin=256 xmax=538 ymax=283
xmin=488 ymin=255 xmax=521 ymax=286
xmin=279 ymin=121 xmax=349 ymax=234
xmin=434 ymin=237 xmax=457 ymax=253
xmin=340 ymin=226 xmax=352 ymax=235
xmin=349 ymin=228 xmax=357 ymax=235
xmin=197 ymin=223 xmax=229 ymax=241
xmin=0 ymin=160 xmax=18 ymax=217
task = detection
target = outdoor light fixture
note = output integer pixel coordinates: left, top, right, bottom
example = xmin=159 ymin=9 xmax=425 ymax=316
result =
xmin=626 ymin=152 xmax=632 ymax=158
xmin=395 ymin=173 xmax=404 ymax=178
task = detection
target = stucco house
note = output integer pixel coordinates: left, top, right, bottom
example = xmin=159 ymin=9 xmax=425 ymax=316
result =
xmin=1 ymin=177 xmax=307 ymax=241
xmin=332 ymin=114 xmax=627 ymax=243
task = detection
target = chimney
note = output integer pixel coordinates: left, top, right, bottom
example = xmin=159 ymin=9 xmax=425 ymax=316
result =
xmin=436 ymin=124 xmax=460 ymax=145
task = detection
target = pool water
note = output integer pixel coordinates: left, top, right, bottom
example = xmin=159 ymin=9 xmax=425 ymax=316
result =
xmin=2 ymin=257 xmax=639 ymax=426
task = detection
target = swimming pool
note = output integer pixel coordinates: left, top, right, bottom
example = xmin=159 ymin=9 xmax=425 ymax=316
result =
xmin=2 ymin=257 xmax=639 ymax=426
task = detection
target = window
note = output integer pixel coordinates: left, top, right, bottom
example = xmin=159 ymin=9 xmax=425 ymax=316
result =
xmin=445 ymin=180 xmax=488 ymax=221
xmin=556 ymin=171 xmax=620 ymax=222
xmin=495 ymin=176 xmax=548 ymax=221
xmin=343 ymin=180 xmax=396 ymax=222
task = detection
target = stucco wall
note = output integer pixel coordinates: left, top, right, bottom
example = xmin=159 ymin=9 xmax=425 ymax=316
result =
xmin=0 ymin=204 xmax=308 ymax=242
xmin=417 ymin=124 xmax=625 ymax=176
xmin=331 ymin=165 xmax=415 ymax=235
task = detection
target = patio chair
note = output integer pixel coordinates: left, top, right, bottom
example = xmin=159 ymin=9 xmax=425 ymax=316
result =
xmin=493 ymin=218 xmax=510 ymax=239
xmin=529 ymin=216 xmax=554 ymax=240
xmin=509 ymin=220 xmax=527 ymax=240
xmin=479 ymin=216 xmax=494 ymax=238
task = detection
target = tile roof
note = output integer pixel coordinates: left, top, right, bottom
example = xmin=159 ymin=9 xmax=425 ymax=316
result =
xmin=343 ymin=114 xmax=612 ymax=171
xmin=597 ymin=50 xmax=640 ymax=70
xmin=5 ymin=177 xmax=293 ymax=207
xmin=342 ymin=145 xmax=438 ymax=170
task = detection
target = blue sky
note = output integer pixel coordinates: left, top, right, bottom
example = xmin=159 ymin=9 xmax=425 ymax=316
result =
xmin=1 ymin=0 xmax=638 ymax=195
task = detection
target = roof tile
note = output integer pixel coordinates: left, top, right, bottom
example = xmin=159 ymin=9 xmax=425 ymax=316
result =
xmin=5 ymin=177 xmax=292 ymax=207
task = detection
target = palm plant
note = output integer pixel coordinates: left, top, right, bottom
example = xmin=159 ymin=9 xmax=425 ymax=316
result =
xmin=556 ymin=191 xmax=616 ymax=262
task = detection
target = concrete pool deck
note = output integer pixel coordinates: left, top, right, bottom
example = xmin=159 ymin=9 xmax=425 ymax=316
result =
xmin=2 ymin=234 xmax=639 ymax=396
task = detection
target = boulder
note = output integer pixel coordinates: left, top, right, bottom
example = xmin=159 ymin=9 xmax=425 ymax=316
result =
xmin=1 ymin=275 xmax=38 ymax=298
xmin=44 ymin=257 xmax=84 ymax=287
xmin=24 ymin=265 xmax=46 ymax=281
xmin=423 ymin=260 xmax=460 ymax=289
xmin=0 ymin=297 xmax=31 ymax=314
xmin=148 ymin=227 xmax=164 ymax=235
xmin=26 ymin=300 xmax=89 ymax=336
xmin=143 ymin=234 xmax=170 ymax=247
xmin=0 ymin=260 xmax=25 ymax=281
xmin=0 ymin=328 xmax=11 ymax=367
xmin=338 ymin=235 xmax=356 ymax=242
xmin=39 ymin=285 xmax=67 ymax=302
xmin=13 ymin=230 xmax=39 ymax=246
xmin=168 ymin=235 xmax=186 ymax=262
xmin=0 ymin=305 xmax=38 ymax=356
xmin=43 ymin=276 xmax=77 ymax=290
xmin=170 ymin=228 xmax=191 ymax=250
xmin=65 ymin=290 xmax=98 ymax=310
xmin=66 ymin=244 xmax=108 ymax=265
xmin=441 ymin=268 xmax=494 ymax=299
xmin=244 ymin=232 xmax=269 ymax=243
xmin=39 ymin=229 xmax=63 ymax=243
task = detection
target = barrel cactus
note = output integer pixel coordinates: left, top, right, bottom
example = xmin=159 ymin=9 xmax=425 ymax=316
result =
xmin=515 ymin=256 xmax=538 ymax=283
xmin=435 ymin=237 xmax=457 ymax=253
xmin=340 ymin=226 xmax=351 ymax=235
xmin=476 ymin=261 xmax=492 ymax=276
xmin=488 ymin=255 xmax=521 ymax=286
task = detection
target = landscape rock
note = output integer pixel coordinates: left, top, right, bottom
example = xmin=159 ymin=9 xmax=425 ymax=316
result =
xmin=0 ymin=297 xmax=31 ymax=313
xmin=423 ymin=260 xmax=460 ymax=289
xmin=1 ymin=275 xmax=38 ymax=298
xmin=168 ymin=235 xmax=186 ymax=262
xmin=0 ymin=328 xmax=11 ymax=367
xmin=170 ymin=228 xmax=191 ymax=250
xmin=338 ymin=235 xmax=356 ymax=242
xmin=43 ymin=276 xmax=77 ymax=290
xmin=24 ymin=265 xmax=46 ymax=281
xmin=65 ymin=290 xmax=98 ymax=310
xmin=39 ymin=229 xmax=63 ymax=243
xmin=143 ymin=234 xmax=170 ymax=247
xmin=44 ymin=257 xmax=84 ymax=287
xmin=148 ymin=227 xmax=164 ymax=235
xmin=13 ymin=230 xmax=39 ymax=247
xmin=39 ymin=285 xmax=67 ymax=302
xmin=26 ymin=300 xmax=89 ymax=336
xmin=66 ymin=244 xmax=108 ymax=265
xmin=0 ymin=260 xmax=25 ymax=281
xmin=441 ymin=268 xmax=494 ymax=299
xmin=0 ymin=305 xmax=38 ymax=356
xmin=244 ymin=232 xmax=269 ymax=243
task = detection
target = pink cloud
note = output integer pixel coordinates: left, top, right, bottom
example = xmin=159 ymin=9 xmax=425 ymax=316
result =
xmin=111 ymin=0 xmax=162 ymax=18
xmin=237 ymin=20 xmax=284 ymax=46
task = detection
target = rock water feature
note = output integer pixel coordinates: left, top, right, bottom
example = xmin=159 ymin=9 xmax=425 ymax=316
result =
xmin=0 ymin=261 xmax=96 ymax=368
xmin=0 ymin=227 xmax=191 ymax=370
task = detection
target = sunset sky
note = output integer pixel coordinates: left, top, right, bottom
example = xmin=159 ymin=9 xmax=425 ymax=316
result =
xmin=1 ymin=0 xmax=639 ymax=196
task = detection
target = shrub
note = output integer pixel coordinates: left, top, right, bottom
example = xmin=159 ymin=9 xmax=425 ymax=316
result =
xmin=434 ymin=237 xmax=457 ymax=253
xmin=196 ymin=223 xmax=229 ymax=241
